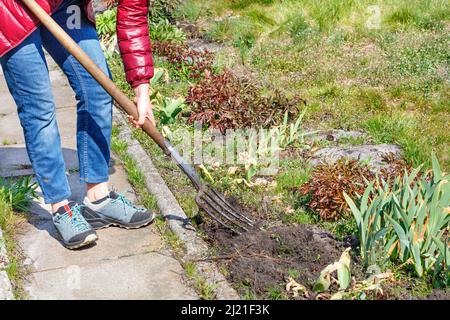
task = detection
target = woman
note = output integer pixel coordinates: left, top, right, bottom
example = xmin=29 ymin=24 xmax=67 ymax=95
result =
xmin=0 ymin=0 xmax=156 ymax=249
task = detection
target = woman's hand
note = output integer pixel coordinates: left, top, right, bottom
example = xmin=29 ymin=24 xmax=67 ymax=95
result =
xmin=128 ymin=83 xmax=156 ymax=128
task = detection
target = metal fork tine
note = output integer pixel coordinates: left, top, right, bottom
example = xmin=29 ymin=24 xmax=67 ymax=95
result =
xmin=205 ymin=187 xmax=254 ymax=225
xmin=195 ymin=195 xmax=243 ymax=235
xmin=197 ymin=192 xmax=249 ymax=232
xmin=201 ymin=188 xmax=253 ymax=228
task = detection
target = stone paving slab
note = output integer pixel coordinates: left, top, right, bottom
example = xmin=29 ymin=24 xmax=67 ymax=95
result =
xmin=0 ymin=229 xmax=14 ymax=300
xmin=27 ymin=252 xmax=197 ymax=300
xmin=0 ymin=145 xmax=79 ymax=177
xmin=21 ymin=167 xmax=197 ymax=300
xmin=0 ymin=54 xmax=77 ymax=147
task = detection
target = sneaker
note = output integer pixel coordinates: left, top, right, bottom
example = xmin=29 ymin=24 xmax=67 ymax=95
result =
xmin=82 ymin=191 xmax=155 ymax=229
xmin=53 ymin=202 xmax=98 ymax=249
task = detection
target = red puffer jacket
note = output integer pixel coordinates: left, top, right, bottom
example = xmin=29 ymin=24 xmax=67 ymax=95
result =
xmin=0 ymin=0 xmax=153 ymax=88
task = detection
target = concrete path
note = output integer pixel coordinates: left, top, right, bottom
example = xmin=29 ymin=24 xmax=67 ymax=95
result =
xmin=0 ymin=54 xmax=198 ymax=299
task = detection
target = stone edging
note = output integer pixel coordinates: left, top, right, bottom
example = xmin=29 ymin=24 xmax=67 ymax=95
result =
xmin=0 ymin=228 xmax=14 ymax=300
xmin=112 ymin=107 xmax=239 ymax=300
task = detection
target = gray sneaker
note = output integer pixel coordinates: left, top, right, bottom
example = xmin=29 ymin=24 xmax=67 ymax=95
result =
xmin=53 ymin=202 xmax=98 ymax=249
xmin=82 ymin=191 xmax=155 ymax=229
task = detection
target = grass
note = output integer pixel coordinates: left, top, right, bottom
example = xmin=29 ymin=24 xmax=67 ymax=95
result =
xmin=182 ymin=261 xmax=218 ymax=300
xmin=265 ymin=286 xmax=289 ymax=300
xmin=111 ymin=126 xmax=159 ymax=213
xmin=0 ymin=177 xmax=38 ymax=299
xmin=129 ymin=127 xmax=201 ymax=220
xmin=154 ymin=216 xmax=185 ymax=254
xmin=177 ymin=0 xmax=449 ymax=169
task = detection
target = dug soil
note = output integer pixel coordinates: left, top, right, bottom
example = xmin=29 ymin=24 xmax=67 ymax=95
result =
xmin=203 ymin=223 xmax=364 ymax=299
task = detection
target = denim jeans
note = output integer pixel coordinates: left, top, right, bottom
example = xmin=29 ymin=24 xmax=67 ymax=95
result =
xmin=0 ymin=0 xmax=112 ymax=204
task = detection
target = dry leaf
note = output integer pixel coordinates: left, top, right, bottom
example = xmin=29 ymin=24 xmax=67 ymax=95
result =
xmin=285 ymin=277 xmax=309 ymax=298
xmin=227 ymin=166 xmax=238 ymax=175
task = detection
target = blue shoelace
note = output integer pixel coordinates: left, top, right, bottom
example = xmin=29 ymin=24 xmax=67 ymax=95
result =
xmin=56 ymin=204 xmax=90 ymax=232
xmin=111 ymin=193 xmax=142 ymax=216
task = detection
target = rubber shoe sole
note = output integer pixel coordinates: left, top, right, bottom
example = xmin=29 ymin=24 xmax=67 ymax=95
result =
xmin=63 ymin=233 xmax=98 ymax=250
xmin=82 ymin=207 xmax=155 ymax=230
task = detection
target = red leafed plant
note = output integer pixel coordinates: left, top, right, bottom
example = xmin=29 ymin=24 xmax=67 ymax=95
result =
xmin=152 ymin=41 xmax=214 ymax=80
xmin=298 ymin=155 xmax=415 ymax=221
xmin=186 ymin=69 xmax=304 ymax=132
xmin=298 ymin=159 xmax=375 ymax=221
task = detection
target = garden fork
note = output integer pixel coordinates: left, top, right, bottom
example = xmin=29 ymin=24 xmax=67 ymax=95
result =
xmin=22 ymin=0 xmax=254 ymax=234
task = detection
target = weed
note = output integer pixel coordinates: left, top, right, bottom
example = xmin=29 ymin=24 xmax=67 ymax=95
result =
xmin=0 ymin=177 xmax=38 ymax=299
xmin=174 ymin=1 xmax=204 ymax=22
xmin=0 ymin=177 xmax=38 ymax=213
xmin=150 ymin=20 xmax=186 ymax=43
xmin=149 ymin=0 xmax=183 ymax=22
xmin=182 ymin=261 xmax=217 ymax=299
xmin=265 ymin=286 xmax=288 ymax=300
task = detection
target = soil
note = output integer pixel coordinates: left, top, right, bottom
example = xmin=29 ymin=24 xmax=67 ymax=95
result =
xmin=203 ymin=223 xmax=365 ymax=299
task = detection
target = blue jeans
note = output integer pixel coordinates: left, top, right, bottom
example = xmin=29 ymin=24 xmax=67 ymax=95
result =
xmin=0 ymin=0 xmax=112 ymax=204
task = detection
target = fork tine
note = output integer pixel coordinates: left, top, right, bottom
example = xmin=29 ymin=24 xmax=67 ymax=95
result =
xmin=197 ymin=191 xmax=250 ymax=231
xmin=205 ymin=186 xmax=254 ymax=226
xmin=202 ymin=189 xmax=253 ymax=227
xmin=195 ymin=185 xmax=254 ymax=234
xmin=195 ymin=195 xmax=243 ymax=234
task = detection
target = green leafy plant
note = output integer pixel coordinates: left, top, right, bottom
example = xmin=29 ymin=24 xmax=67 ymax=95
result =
xmin=153 ymin=96 xmax=186 ymax=125
xmin=0 ymin=176 xmax=38 ymax=212
xmin=271 ymin=109 xmax=309 ymax=149
xmin=150 ymin=19 xmax=186 ymax=43
xmin=432 ymin=235 xmax=450 ymax=287
xmin=344 ymin=153 xmax=450 ymax=284
xmin=96 ymin=9 xmax=118 ymax=59
xmin=313 ymin=248 xmax=352 ymax=293
xmin=96 ymin=8 xmax=117 ymax=37
xmin=149 ymin=0 xmax=183 ymax=22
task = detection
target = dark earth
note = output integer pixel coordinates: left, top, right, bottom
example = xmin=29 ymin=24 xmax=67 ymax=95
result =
xmin=203 ymin=223 xmax=365 ymax=299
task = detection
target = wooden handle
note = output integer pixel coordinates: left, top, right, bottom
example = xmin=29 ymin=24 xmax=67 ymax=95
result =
xmin=21 ymin=0 xmax=169 ymax=153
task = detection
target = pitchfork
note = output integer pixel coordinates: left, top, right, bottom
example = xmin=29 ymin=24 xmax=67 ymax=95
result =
xmin=22 ymin=0 xmax=254 ymax=234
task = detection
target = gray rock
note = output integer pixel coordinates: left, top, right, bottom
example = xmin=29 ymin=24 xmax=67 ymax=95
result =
xmin=311 ymin=144 xmax=402 ymax=171
xmin=0 ymin=271 xmax=14 ymax=300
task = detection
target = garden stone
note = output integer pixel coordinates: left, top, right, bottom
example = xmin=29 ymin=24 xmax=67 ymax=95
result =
xmin=311 ymin=144 xmax=402 ymax=172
